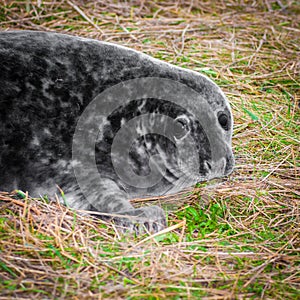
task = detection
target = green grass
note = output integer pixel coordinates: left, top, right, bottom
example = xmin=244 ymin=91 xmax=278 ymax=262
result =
xmin=0 ymin=0 xmax=299 ymax=299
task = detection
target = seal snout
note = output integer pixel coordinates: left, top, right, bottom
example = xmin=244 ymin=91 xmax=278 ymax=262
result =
xmin=224 ymin=154 xmax=235 ymax=176
xmin=203 ymin=151 xmax=234 ymax=180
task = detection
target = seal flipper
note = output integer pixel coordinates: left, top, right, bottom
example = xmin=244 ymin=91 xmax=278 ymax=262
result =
xmin=112 ymin=206 xmax=167 ymax=234
xmin=77 ymin=177 xmax=166 ymax=233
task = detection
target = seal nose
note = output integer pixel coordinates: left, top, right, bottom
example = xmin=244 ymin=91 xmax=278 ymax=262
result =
xmin=224 ymin=154 xmax=234 ymax=175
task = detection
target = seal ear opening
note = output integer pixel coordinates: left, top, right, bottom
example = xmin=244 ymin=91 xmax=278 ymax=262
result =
xmin=173 ymin=116 xmax=190 ymax=140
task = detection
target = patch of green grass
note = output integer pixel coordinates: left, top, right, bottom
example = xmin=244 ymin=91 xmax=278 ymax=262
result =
xmin=0 ymin=260 xmax=18 ymax=278
xmin=176 ymin=202 xmax=235 ymax=240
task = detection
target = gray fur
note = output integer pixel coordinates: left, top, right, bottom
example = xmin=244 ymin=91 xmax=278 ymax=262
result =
xmin=0 ymin=31 xmax=234 ymax=232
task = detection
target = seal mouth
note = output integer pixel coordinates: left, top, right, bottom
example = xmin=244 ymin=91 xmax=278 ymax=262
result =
xmin=203 ymin=158 xmax=226 ymax=180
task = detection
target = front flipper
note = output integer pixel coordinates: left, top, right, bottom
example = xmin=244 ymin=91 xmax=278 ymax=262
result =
xmin=84 ymin=178 xmax=166 ymax=234
xmin=112 ymin=205 xmax=167 ymax=234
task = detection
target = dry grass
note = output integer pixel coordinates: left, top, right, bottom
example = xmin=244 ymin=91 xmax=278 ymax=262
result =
xmin=0 ymin=0 xmax=299 ymax=299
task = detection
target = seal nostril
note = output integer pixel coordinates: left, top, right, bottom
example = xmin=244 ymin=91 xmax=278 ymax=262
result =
xmin=206 ymin=161 xmax=212 ymax=170
xmin=224 ymin=155 xmax=234 ymax=175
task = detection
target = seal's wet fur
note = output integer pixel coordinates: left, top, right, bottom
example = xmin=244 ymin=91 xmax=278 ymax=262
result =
xmin=0 ymin=31 xmax=234 ymax=232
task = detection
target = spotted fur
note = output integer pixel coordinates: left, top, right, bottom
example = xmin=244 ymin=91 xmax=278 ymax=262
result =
xmin=0 ymin=31 xmax=234 ymax=232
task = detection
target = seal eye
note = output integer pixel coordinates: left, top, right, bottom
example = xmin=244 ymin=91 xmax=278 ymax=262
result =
xmin=218 ymin=113 xmax=229 ymax=130
xmin=173 ymin=117 xmax=189 ymax=139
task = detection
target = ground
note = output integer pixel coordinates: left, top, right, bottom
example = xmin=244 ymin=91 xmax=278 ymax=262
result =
xmin=0 ymin=1 xmax=299 ymax=299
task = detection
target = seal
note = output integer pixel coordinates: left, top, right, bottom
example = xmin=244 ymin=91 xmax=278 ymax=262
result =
xmin=0 ymin=30 xmax=234 ymax=232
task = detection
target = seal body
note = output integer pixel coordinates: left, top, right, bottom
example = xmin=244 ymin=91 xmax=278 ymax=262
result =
xmin=0 ymin=31 xmax=234 ymax=232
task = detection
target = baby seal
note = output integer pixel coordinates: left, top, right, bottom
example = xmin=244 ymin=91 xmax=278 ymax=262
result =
xmin=0 ymin=31 xmax=234 ymax=232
